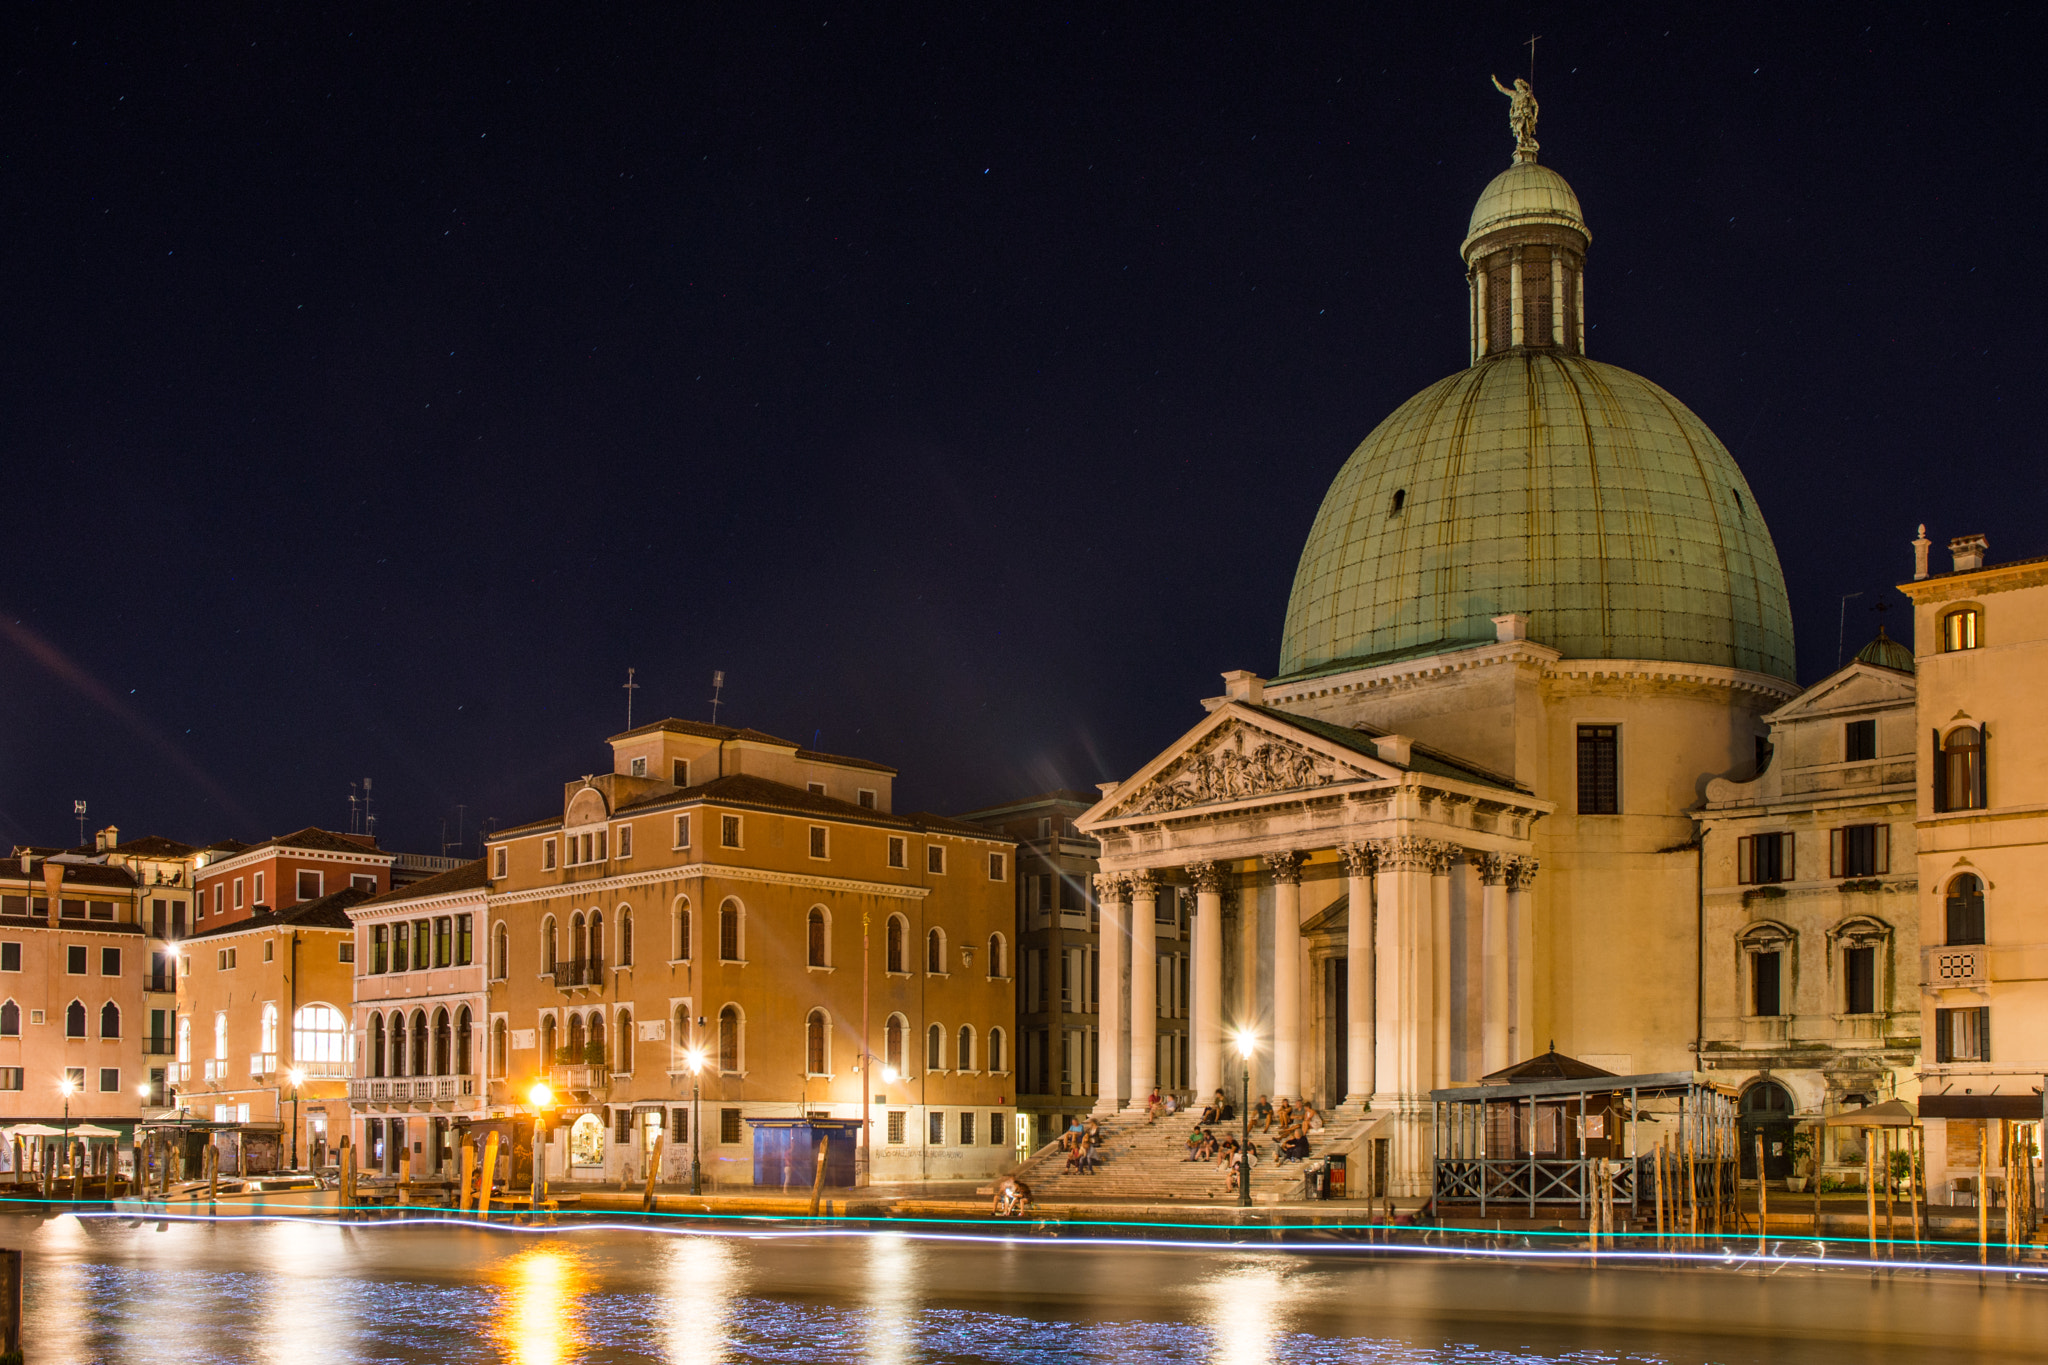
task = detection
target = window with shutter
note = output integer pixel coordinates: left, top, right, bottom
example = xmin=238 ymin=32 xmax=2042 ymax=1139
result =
xmin=1576 ymin=726 xmax=1619 ymax=814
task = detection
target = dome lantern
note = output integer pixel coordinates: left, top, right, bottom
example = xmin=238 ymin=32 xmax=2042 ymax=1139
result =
xmin=1463 ymin=79 xmax=1589 ymax=364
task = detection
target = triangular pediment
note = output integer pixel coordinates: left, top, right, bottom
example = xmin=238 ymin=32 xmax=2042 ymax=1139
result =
xmin=1093 ymin=705 xmax=1394 ymax=821
xmin=1766 ymin=662 xmax=1916 ymax=723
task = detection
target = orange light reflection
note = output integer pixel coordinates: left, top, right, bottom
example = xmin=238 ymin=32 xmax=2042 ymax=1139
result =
xmin=495 ymin=1247 xmax=586 ymax=1365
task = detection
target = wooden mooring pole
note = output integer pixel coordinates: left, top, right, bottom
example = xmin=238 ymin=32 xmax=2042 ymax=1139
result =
xmin=1757 ymin=1131 xmax=1768 ymax=1253
xmin=0 ymin=1247 xmax=20 ymax=1359
xmin=478 ymin=1132 xmax=500 ymax=1221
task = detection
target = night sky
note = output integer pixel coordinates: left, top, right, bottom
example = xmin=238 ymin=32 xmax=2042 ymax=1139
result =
xmin=1 ymin=7 xmax=2039 ymax=855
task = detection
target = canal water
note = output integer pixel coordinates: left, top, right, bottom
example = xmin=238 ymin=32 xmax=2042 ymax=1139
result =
xmin=10 ymin=1213 xmax=2046 ymax=1363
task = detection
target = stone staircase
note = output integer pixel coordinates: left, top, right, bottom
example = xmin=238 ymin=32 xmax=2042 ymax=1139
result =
xmin=1013 ymin=1108 xmax=1370 ymax=1204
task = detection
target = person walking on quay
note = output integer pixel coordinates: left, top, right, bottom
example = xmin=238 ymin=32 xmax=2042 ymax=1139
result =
xmin=1253 ymin=1095 xmax=1274 ymax=1132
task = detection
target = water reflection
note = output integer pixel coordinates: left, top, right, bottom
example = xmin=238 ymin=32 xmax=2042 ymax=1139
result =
xmin=496 ymin=1246 xmax=584 ymax=1365
xmin=256 ymin=1221 xmax=346 ymax=1365
xmin=661 ymin=1235 xmax=742 ymax=1365
xmin=1198 ymin=1256 xmax=1294 ymax=1364
xmin=861 ymin=1231 xmax=914 ymax=1365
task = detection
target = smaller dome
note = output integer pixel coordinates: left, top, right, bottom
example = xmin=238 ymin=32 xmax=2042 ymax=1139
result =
xmin=1462 ymin=160 xmax=1588 ymax=261
xmin=1854 ymin=627 xmax=1915 ymax=674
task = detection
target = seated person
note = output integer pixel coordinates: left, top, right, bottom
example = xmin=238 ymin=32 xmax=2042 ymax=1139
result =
xmin=1252 ymin=1095 xmax=1275 ymax=1131
xmin=1199 ymin=1103 xmax=1220 ymax=1126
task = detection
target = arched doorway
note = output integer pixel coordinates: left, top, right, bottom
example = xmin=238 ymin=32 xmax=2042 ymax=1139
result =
xmin=1739 ymin=1079 xmax=1796 ymax=1179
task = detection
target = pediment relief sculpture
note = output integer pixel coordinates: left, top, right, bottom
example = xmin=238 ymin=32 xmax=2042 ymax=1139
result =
xmin=1114 ymin=724 xmax=1363 ymax=817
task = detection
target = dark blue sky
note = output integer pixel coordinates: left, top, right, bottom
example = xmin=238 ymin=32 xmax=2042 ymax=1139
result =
xmin=0 ymin=6 xmax=2038 ymax=854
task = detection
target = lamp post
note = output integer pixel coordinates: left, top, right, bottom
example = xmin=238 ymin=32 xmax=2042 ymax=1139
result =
xmin=1234 ymin=1032 xmax=1255 ymax=1209
xmin=684 ymin=1046 xmax=706 ymax=1196
xmin=527 ymin=1082 xmax=554 ymax=1214
xmin=60 ymin=1076 xmax=76 ymax=1185
xmin=286 ymin=1068 xmax=306 ymax=1170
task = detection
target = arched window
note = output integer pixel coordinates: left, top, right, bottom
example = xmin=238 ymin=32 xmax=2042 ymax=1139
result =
xmin=886 ymin=915 xmax=906 ymax=973
xmin=570 ymin=912 xmax=587 ymax=966
xmin=806 ymin=1009 xmax=829 ymax=1075
xmin=294 ymin=1004 xmax=348 ymax=1069
xmin=807 ymin=907 xmax=828 ymax=967
xmin=718 ymin=1004 xmax=742 ymax=1073
xmin=432 ymin=1007 xmax=451 ymax=1075
xmin=455 ymin=1005 xmax=473 ymax=1074
xmin=719 ymin=900 xmax=741 ymax=961
xmin=926 ymin=1022 xmax=944 ymax=1071
xmin=1941 ymin=606 xmax=1982 ymax=652
xmin=492 ymin=922 xmax=509 ymax=980
xmin=673 ymin=897 xmax=692 ymax=962
xmin=1939 ymin=726 xmax=1986 ymax=812
xmin=1946 ymin=874 xmax=1986 ymax=945
xmin=674 ymin=1004 xmax=694 ymax=1057
xmin=566 ymin=1012 xmax=586 ymax=1064
xmin=491 ymin=1018 xmax=507 ymax=1077
xmin=986 ymin=933 xmax=1006 ymax=979
xmin=370 ymin=1013 xmax=387 ymax=1078
xmin=100 ymin=1002 xmax=121 ymax=1039
xmin=618 ymin=908 xmax=633 ymax=967
xmin=589 ymin=1010 xmax=607 ymax=1069
xmin=588 ymin=910 xmax=605 ymax=967
xmin=988 ymin=1026 xmax=1006 ymax=1073
xmin=259 ymin=1003 xmax=278 ymax=1053
xmin=885 ymin=1014 xmax=906 ymax=1073
xmin=1737 ymin=922 xmax=1794 ymax=1018
xmin=389 ymin=1011 xmax=408 ymax=1076
xmin=66 ymin=1000 xmax=86 ymax=1038
xmin=177 ymin=1015 xmax=191 ymax=1064
xmin=541 ymin=1014 xmax=557 ymax=1067
xmin=614 ymin=1009 xmax=632 ymax=1073
xmin=542 ymin=916 xmax=557 ymax=974
xmin=957 ymin=1024 xmax=975 ymax=1071
xmin=927 ymin=927 xmax=946 ymax=974
xmin=213 ymin=1011 xmax=227 ymax=1060
xmin=0 ymin=1000 xmax=17 ymax=1037
xmin=1830 ymin=916 xmax=1891 ymax=1016
xmin=1740 ymin=1079 xmax=1794 ymax=1119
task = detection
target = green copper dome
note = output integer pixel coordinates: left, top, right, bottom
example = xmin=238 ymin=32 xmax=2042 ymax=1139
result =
xmin=1278 ymin=350 xmax=1796 ymax=681
xmin=1854 ymin=628 xmax=1914 ymax=673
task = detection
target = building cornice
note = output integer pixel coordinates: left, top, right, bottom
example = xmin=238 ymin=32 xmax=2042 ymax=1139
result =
xmin=196 ymin=844 xmax=394 ymax=879
xmin=1898 ymin=559 xmax=2048 ymax=602
xmin=346 ymin=887 xmax=490 ymax=922
xmin=1262 ymin=639 xmax=1562 ymax=703
xmin=1541 ymin=658 xmax=1800 ymax=701
xmin=487 ymin=862 xmax=932 ymax=907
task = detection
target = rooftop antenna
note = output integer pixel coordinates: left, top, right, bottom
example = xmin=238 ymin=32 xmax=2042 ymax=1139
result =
xmin=1836 ymin=591 xmax=1865 ymax=669
xmin=362 ymin=777 xmax=377 ymax=842
xmin=709 ymin=670 xmax=726 ymax=726
xmin=347 ymin=782 xmax=360 ymax=835
xmin=73 ymin=799 xmax=87 ymax=847
xmin=623 ymin=667 xmax=640 ymax=730
xmin=456 ymin=803 xmax=467 ymax=857
xmin=1526 ymin=32 xmax=1541 ymax=82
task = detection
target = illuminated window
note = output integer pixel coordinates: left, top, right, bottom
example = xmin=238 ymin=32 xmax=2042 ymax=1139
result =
xmin=1941 ymin=607 xmax=1981 ymax=652
xmin=1938 ymin=726 xmax=1986 ymax=812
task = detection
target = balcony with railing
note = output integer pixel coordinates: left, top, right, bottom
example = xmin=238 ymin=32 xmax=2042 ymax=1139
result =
xmin=144 ymin=970 xmax=177 ymax=995
xmin=346 ymin=1075 xmax=478 ymax=1105
xmin=202 ymin=1059 xmax=228 ymax=1082
xmin=249 ymin=1052 xmax=277 ymax=1078
xmin=549 ymin=957 xmax=606 ymax=990
xmin=544 ymin=1063 xmax=610 ymax=1093
xmin=141 ymin=1036 xmax=175 ymax=1057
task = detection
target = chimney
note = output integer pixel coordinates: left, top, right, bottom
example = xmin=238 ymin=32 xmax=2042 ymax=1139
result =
xmin=1949 ymin=534 xmax=1988 ymax=574
xmin=1911 ymin=525 xmax=1931 ymax=581
xmin=1492 ymin=612 xmax=1530 ymax=643
xmin=1374 ymin=734 xmax=1414 ymax=766
xmin=1219 ymin=670 xmax=1265 ymax=705
xmin=95 ymin=825 xmax=118 ymax=853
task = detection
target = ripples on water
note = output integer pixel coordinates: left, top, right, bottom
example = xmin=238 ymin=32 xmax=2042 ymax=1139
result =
xmin=11 ymin=1215 xmax=2042 ymax=1364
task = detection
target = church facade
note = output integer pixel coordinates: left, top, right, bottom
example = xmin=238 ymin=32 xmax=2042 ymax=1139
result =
xmin=1078 ymin=97 xmax=1801 ymax=1195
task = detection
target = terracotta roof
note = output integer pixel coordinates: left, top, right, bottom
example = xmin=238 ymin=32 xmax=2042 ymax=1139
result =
xmin=619 ymin=774 xmax=920 ymax=828
xmin=355 ymin=859 xmax=487 ymax=909
xmin=109 ymin=835 xmax=198 ymax=858
xmin=200 ymin=839 xmax=251 ymax=856
xmin=22 ymin=862 xmax=138 ymax=890
xmin=186 ymin=887 xmax=372 ymax=939
xmin=1482 ymin=1049 xmax=1615 ymax=1083
xmin=207 ymin=827 xmax=391 ymax=861
xmin=606 ymin=717 xmax=897 ymax=773
xmin=903 ymin=811 xmax=1016 ymax=842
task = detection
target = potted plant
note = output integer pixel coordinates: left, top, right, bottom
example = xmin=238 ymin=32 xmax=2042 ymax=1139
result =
xmin=1786 ymin=1130 xmax=1814 ymax=1193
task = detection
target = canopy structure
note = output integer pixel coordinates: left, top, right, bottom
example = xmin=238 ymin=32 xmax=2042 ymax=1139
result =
xmin=67 ymin=1124 xmax=124 ymax=1139
xmin=1820 ymin=1100 xmax=1917 ymax=1128
xmin=4 ymin=1125 xmax=67 ymax=1138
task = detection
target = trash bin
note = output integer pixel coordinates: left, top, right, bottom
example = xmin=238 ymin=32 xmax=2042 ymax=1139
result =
xmin=1304 ymin=1159 xmax=1330 ymax=1201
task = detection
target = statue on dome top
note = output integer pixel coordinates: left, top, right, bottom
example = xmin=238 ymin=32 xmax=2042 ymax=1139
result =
xmin=1491 ymin=74 xmax=1539 ymax=159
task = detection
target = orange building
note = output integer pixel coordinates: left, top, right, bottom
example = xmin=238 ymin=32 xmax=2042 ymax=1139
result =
xmin=482 ymin=719 xmax=1019 ymax=1187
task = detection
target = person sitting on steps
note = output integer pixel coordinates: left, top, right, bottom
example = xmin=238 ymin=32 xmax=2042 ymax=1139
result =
xmin=1252 ymin=1095 xmax=1274 ymax=1132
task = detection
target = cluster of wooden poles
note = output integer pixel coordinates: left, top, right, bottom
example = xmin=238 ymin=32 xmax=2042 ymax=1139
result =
xmin=1646 ymin=1130 xmax=1738 ymax=1247
xmin=8 ymin=1137 xmax=124 ymax=1203
xmin=329 ymin=1127 xmax=673 ymax=1219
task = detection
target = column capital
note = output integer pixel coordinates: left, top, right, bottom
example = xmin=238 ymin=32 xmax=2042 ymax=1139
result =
xmin=1185 ymin=860 xmax=1224 ymax=893
xmin=1338 ymin=843 xmax=1376 ymax=878
xmin=1366 ymin=836 xmax=1457 ymax=872
xmin=1128 ymin=873 xmax=1158 ymax=900
xmin=1476 ymin=852 xmax=1509 ymax=886
xmin=1262 ymin=851 xmax=1306 ymax=885
xmin=1092 ymin=872 xmax=1131 ymax=901
xmin=1506 ymin=856 xmax=1540 ymax=890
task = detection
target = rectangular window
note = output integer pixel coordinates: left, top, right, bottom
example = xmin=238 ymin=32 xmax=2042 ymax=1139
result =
xmin=392 ymin=927 xmax=409 ymax=973
xmin=887 ymin=1110 xmax=906 ymax=1144
xmin=673 ymin=759 xmax=690 ymax=787
xmin=1844 ymin=946 xmax=1877 ymax=1015
xmin=1576 ymin=725 xmax=1619 ymax=814
xmin=809 ymin=826 xmax=828 ymax=859
xmin=218 ymin=948 xmax=237 ymax=970
xmin=87 ymin=900 xmax=113 ymax=921
xmin=67 ymin=946 xmax=87 ymax=975
xmin=617 ymin=824 xmax=633 ymax=859
xmin=615 ymin=1109 xmax=634 ymax=1144
xmin=339 ymin=941 xmax=355 ymax=964
xmin=352 ymin=874 xmax=377 ymax=893
xmin=436 ymin=917 xmax=453 ymax=968
xmin=858 ymin=789 xmax=876 ymax=810
xmin=0 ymin=1070 xmax=20 ymax=1091
xmin=64 ymin=1067 xmax=85 ymax=1092
xmin=253 ymin=872 xmax=265 ymax=905
xmin=670 ymin=1107 xmax=688 ymax=1143
xmin=927 ymin=845 xmax=946 ymax=875
xmin=807 ymin=782 xmax=827 ymax=796
xmin=1752 ymin=951 xmax=1782 ymax=1017
xmin=60 ymin=899 xmax=85 ymax=920
xmin=542 ymin=838 xmax=558 ymax=871
xmin=719 ymin=1108 xmax=742 ymax=1144
xmin=99 ymin=1067 xmax=119 ymax=1093
xmin=233 ymin=878 xmax=245 ymax=910
xmin=988 ymin=852 xmax=1006 ymax=881
xmin=991 ymin=1111 xmax=1006 ymax=1145
xmin=960 ymin=1111 xmax=976 ymax=1145
xmin=720 ymin=815 xmax=741 ymax=848
xmin=887 ymin=837 xmax=906 ymax=869
xmin=1935 ymin=1006 xmax=1990 ymax=1063
xmin=214 ymin=885 xmax=223 ymax=916
xmin=263 ymin=939 xmax=274 ymax=963
xmin=296 ymin=870 xmax=322 ymax=902
xmin=1830 ymin=824 xmax=1888 ymax=877
xmin=929 ymin=1110 xmax=946 ymax=1145
xmin=629 ymin=756 xmax=647 ymax=777
xmin=492 ymin=847 xmax=508 ymax=879
xmin=1737 ymin=832 xmax=1792 ymax=885
xmin=371 ymin=925 xmax=388 ymax=973
xmin=457 ymin=914 xmax=473 ymax=966
xmin=674 ymin=814 xmax=691 ymax=849
xmin=0 ymin=944 xmax=15 ymax=972
xmin=1845 ymin=718 xmax=1877 ymax=762
xmin=101 ymin=948 xmax=121 ymax=977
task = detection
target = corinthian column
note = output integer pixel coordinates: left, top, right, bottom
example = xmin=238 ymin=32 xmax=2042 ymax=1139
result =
xmin=1339 ymin=844 xmax=1375 ymax=1108
xmin=1428 ymin=842 xmax=1455 ymax=1087
xmin=1128 ymin=875 xmax=1158 ymax=1104
xmin=1189 ymin=861 xmax=1224 ymax=1099
xmin=1478 ymin=854 xmax=1510 ymax=1076
xmin=1265 ymin=852 xmax=1305 ymax=1102
xmin=1092 ymin=873 xmax=1127 ymax=1116
xmin=1509 ymin=857 xmax=1540 ymax=1065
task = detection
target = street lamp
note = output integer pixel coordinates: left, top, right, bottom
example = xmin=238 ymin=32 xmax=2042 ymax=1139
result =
xmin=1234 ymin=1031 xmax=1256 ymax=1209
xmin=527 ymin=1081 xmax=554 ymax=1214
xmin=684 ymin=1046 xmax=707 ymax=1196
xmin=286 ymin=1068 xmax=306 ymax=1170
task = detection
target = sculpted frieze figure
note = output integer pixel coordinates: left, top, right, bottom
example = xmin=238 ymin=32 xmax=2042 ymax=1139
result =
xmin=1117 ymin=725 xmax=1350 ymax=816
